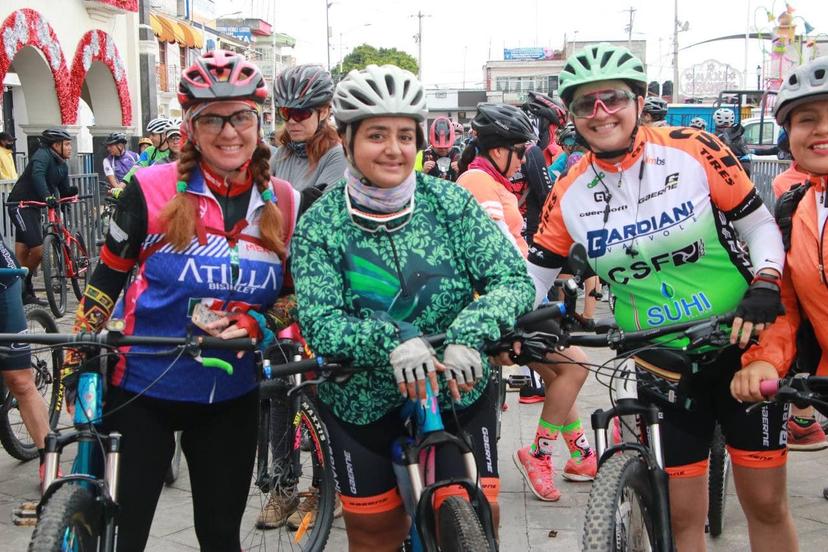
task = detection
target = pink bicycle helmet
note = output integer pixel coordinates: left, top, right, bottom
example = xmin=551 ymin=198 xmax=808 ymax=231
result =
xmin=429 ymin=117 xmax=456 ymax=149
xmin=178 ymin=50 xmax=268 ymax=109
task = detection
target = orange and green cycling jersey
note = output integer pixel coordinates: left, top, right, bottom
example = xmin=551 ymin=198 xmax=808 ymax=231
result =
xmin=529 ymin=126 xmax=783 ymax=344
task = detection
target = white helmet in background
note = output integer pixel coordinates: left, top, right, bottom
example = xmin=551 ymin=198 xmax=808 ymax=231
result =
xmin=712 ymin=108 xmax=735 ymax=128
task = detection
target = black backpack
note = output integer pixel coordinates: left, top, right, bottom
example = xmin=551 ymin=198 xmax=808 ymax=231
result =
xmin=774 ymin=181 xmax=811 ymax=252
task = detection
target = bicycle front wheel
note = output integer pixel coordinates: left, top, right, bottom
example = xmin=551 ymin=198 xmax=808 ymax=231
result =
xmin=438 ymin=496 xmax=494 ymax=552
xmin=28 ymin=484 xmax=102 ymax=551
xmin=582 ymin=453 xmax=658 ymax=552
xmin=0 ymin=306 xmax=62 ymax=461
xmin=241 ymin=394 xmax=336 ymax=551
xmin=68 ymin=232 xmax=89 ymax=301
xmin=40 ymin=234 xmax=66 ymax=318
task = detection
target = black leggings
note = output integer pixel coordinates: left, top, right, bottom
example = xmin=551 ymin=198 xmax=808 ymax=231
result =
xmin=103 ymin=386 xmax=258 ymax=552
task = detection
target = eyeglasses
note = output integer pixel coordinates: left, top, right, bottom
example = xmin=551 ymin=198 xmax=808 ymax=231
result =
xmin=511 ymin=144 xmax=528 ymax=161
xmin=193 ymin=110 xmax=259 ymax=135
xmin=569 ymin=89 xmax=636 ymax=119
xmin=278 ymin=107 xmax=315 ymax=123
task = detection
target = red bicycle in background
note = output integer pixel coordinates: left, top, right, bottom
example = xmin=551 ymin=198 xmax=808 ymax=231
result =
xmin=6 ymin=196 xmax=91 ymax=317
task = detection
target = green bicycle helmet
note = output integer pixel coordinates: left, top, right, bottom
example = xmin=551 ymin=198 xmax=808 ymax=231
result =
xmin=558 ymin=43 xmax=648 ymax=105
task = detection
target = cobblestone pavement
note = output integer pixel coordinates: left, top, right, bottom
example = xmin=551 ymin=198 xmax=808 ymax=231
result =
xmin=1 ymin=299 xmax=827 ymax=550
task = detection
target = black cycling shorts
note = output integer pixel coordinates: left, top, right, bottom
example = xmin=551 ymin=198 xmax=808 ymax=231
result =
xmin=318 ymin=380 xmax=500 ymax=514
xmin=8 ymin=206 xmax=43 ymax=248
xmin=638 ymin=346 xmax=789 ymax=477
xmin=0 ymin=279 xmax=31 ymax=371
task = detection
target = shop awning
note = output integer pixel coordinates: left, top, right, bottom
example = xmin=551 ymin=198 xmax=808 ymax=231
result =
xmin=150 ymin=13 xmax=185 ymax=45
xmin=177 ymin=21 xmax=204 ymax=49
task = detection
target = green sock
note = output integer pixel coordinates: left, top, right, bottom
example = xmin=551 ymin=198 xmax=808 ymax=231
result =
xmin=531 ymin=419 xmax=562 ymax=457
xmin=562 ymin=419 xmax=593 ymax=460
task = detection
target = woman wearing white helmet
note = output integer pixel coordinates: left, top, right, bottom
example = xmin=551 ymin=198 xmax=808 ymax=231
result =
xmin=741 ymin=56 xmax=828 ymax=458
xmin=289 ymin=64 xmax=534 ymax=548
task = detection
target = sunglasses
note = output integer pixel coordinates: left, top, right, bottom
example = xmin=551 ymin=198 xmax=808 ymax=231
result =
xmin=511 ymin=144 xmax=528 ymax=161
xmin=278 ymin=107 xmax=315 ymax=123
xmin=194 ymin=110 xmax=259 ymax=135
xmin=569 ymin=89 xmax=636 ymax=119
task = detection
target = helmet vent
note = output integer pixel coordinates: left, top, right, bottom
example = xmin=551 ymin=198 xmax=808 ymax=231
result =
xmin=384 ymin=74 xmax=396 ymax=95
xmin=351 ymin=88 xmax=376 ymax=107
xmin=411 ymin=89 xmax=423 ymax=105
xmin=402 ymin=79 xmax=411 ymax=97
xmin=600 ymin=51 xmax=613 ymax=68
xmin=815 ymin=68 xmax=825 ymax=81
xmin=617 ymin=53 xmax=632 ymax=65
xmin=576 ymin=55 xmax=590 ymax=70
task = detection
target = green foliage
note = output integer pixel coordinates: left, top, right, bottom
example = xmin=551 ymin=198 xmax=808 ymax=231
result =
xmin=333 ymin=44 xmax=419 ymax=80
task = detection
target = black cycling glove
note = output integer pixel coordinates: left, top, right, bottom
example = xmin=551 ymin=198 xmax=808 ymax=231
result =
xmin=65 ymin=186 xmax=79 ymax=197
xmin=735 ymin=275 xmax=784 ymax=324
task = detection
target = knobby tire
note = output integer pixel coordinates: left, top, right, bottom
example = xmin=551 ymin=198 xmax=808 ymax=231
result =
xmin=707 ymin=425 xmax=730 ymax=537
xmin=437 ymin=496 xmax=493 ymax=552
xmin=40 ymin=234 xmax=66 ymax=318
xmin=28 ymin=484 xmax=102 ymax=552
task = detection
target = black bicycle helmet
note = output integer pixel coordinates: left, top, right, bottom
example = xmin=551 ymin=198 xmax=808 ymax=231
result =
xmin=274 ymin=64 xmax=335 ymax=109
xmin=472 ymin=103 xmax=537 ymax=149
xmin=41 ymin=128 xmax=71 ymax=144
xmin=524 ymin=91 xmax=567 ymax=127
xmin=556 ymin=123 xmax=578 ymax=146
xmin=105 ymin=132 xmax=128 ymax=145
xmin=642 ymin=96 xmax=668 ymax=119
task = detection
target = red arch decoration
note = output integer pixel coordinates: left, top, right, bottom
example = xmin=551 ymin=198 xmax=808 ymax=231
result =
xmin=68 ymin=30 xmax=133 ymax=126
xmin=0 ymin=9 xmax=73 ymax=123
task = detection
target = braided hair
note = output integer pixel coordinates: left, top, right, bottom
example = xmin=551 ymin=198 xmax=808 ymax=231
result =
xmin=160 ymin=140 xmax=286 ymax=255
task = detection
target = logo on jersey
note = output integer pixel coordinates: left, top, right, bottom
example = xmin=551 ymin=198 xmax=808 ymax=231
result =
xmin=177 ymin=258 xmax=281 ymax=293
xmin=644 ymin=156 xmax=666 ymax=166
xmin=607 ymin=239 xmax=705 ymax=284
xmin=638 ymin=172 xmax=680 ymax=204
xmin=594 ymin=191 xmax=610 ymax=203
xmin=646 ymin=288 xmax=712 ymax=326
xmin=586 ymin=201 xmax=696 ymax=257
xmin=587 ymin=172 xmax=605 ymax=189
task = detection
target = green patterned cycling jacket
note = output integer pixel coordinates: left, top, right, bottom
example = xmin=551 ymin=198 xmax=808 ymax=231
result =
xmin=290 ymin=172 xmax=535 ymax=425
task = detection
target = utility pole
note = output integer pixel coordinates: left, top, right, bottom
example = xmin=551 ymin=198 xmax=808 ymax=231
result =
xmin=673 ymin=0 xmax=680 ymax=102
xmin=624 ymin=6 xmax=637 ymax=47
xmin=325 ymin=1 xmax=332 ymax=70
xmin=411 ymin=11 xmax=430 ymax=81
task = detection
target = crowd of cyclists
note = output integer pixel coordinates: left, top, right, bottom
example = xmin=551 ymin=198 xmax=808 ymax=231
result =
xmin=1 ymin=39 xmax=828 ymax=551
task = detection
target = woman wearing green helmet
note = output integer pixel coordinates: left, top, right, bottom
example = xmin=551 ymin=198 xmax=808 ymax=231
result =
xmin=527 ymin=43 xmax=795 ymax=551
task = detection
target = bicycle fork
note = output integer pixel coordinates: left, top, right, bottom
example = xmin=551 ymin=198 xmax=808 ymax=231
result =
xmin=591 ymin=360 xmax=674 ymax=552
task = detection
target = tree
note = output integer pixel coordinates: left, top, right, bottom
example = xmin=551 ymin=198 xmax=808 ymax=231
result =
xmin=333 ymin=44 xmax=419 ymax=81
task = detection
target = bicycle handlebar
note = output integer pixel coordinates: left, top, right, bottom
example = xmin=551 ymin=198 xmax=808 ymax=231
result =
xmin=0 ymin=330 xmax=256 ymax=350
xmin=5 ymin=195 xmax=91 ymax=208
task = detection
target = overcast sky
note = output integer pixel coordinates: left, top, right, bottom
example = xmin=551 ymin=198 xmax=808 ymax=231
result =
xmin=216 ymin=0 xmax=828 ymax=89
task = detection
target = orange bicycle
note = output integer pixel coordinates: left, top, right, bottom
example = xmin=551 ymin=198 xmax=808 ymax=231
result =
xmin=6 ymin=196 xmax=91 ymax=317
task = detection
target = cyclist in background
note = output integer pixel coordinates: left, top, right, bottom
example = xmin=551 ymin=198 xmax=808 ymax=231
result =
xmin=689 ymin=116 xmax=707 ymax=131
xmin=0 ymin=240 xmax=50 ymax=482
xmin=271 ymin=64 xmax=346 ymax=192
xmin=122 ymin=117 xmax=174 ymax=184
xmin=640 ymin=96 xmax=669 ymax=127
xmin=137 ymin=137 xmax=153 ymax=155
xmin=6 ymin=128 xmax=78 ymax=306
xmin=457 ymin=102 xmax=597 ymax=499
xmin=102 ymin=133 xmax=139 ymax=189
xmin=714 ymin=107 xmax=751 ymax=174
xmin=742 ymin=57 xmax=828 ymax=453
xmin=290 ymin=64 xmax=534 ymax=549
xmin=452 ymin=120 xmax=465 ymax=147
xmin=528 ymin=43 xmax=794 ymax=551
xmin=522 ymin=90 xmax=566 ymax=166
xmin=422 ymin=116 xmax=461 ymax=181
xmin=62 ymin=50 xmax=303 ymax=552
xmin=0 ymin=131 xmax=17 ymax=180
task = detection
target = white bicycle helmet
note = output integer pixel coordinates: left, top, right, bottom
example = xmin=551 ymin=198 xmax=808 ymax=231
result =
xmin=712 ymin=108 xmax=735 ymax=128
xmin=689 ymin=117 xmax=707 ymax=130
xmin=333 ymin=64 xmax=427 ymax=126
xmin=774 ymin=56 xmax=828 ymax=125
xmin=146 ymin=117 xmax=172 ymax=134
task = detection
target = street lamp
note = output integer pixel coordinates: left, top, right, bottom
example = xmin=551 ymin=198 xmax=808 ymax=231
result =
xmin=325 ymin=1 xmax=333 ymax=70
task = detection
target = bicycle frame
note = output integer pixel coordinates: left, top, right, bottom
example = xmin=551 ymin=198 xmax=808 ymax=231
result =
xmin=43 ymin=201 xmax=86 ymax=281
xmin=393 ymin=383 xmax=498 ymax=552
xmin=41 ymin=368 xmax=121 ymax=552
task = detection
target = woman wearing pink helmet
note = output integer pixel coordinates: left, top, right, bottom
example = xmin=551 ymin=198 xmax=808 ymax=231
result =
xmin=61 ymin=50 xmax=304 ymax=550
xmin=422 ymin=116 xmax=462 ymax=181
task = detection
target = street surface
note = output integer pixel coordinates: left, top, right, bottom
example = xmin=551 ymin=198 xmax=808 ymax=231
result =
xmin=1 ymin=301 xmax=827 ymax=550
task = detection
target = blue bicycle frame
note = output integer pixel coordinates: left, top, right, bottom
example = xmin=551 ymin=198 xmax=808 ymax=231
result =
xmin=391 ymin=382 xmax=498 ymax=552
